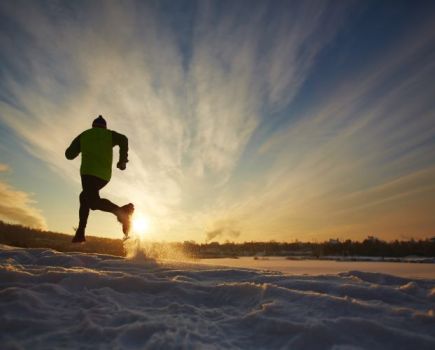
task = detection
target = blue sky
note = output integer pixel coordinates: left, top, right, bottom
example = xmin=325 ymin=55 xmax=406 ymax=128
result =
xmin=1 ymin=0 xmax=435 ymax=242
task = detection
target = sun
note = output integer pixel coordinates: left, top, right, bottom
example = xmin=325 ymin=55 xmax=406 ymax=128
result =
xmin=132 ymin=214 xmax=151 ymax=238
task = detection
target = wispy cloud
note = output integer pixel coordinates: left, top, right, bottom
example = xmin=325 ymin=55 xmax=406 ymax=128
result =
xmin=0 ymin=163 xmax=47 ymax=228
xmin=0 ymin=1 xmax=434 ymax=241
xmin=225 ymin=14 xmax=435 ymax=241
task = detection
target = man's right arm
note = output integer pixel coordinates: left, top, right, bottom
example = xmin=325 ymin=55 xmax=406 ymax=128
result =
xmin=65 ymin=135 xmax=81 ymax=160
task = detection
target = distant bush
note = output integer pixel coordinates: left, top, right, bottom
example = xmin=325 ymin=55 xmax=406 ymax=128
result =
xmin=0 ymin=221 xmax=124 ymax=256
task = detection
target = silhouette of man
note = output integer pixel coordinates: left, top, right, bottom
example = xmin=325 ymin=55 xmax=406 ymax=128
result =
xmin=65 ymin=115 xmax=134 ymax=243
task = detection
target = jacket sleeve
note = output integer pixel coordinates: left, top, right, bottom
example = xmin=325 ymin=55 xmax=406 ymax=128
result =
xmin=65 ymin=135 xmax=81 ymax=160
xmin=112 ymin=131 xmax=129 ymax=163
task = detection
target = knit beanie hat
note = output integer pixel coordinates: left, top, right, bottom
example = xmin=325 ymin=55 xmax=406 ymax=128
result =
xmin=92 ymin=115 xmax=107 ymax=128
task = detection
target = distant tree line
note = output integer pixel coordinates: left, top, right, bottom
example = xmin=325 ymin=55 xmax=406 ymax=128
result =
xmin=179 ymin=236 xmax=435 ymax=258
xmin=0 ymin=220 xmax=434 ymax=258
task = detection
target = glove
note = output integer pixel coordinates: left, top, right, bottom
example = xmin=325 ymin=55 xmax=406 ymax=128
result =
xmin=117 ymin=161 xmax=127 ymax=170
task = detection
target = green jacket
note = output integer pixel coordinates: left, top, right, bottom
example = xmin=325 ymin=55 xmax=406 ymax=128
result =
xmin=65 ymin=127 xmax=128 ymax=181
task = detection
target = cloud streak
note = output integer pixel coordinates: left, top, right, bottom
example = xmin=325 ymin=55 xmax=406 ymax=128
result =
xmin=0 ymin=163 xmax=47 ymax=229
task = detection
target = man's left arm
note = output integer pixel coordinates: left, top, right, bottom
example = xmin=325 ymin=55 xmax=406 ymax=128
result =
xmin=112 ymin=131 xmax=129 ymax=170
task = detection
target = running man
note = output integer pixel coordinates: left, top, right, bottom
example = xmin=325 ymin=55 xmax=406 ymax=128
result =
xmin=65 ymin=115 xmax=134 ymax=243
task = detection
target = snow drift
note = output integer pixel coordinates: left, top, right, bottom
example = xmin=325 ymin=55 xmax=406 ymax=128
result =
xmin=0 ymin=244 xmax=434 ymax=349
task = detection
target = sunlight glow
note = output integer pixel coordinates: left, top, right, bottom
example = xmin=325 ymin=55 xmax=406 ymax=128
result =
xmin=132 ymin=214 xmax=151 ymax=239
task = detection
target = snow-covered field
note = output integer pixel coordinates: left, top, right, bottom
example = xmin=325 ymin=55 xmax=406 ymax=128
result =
xmin=1 ymin=244 xmax=434 ymax=350
xmin=201 ymin=257 xmax=435 ymax=279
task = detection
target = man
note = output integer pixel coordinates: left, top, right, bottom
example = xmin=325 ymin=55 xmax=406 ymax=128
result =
xmin=65 ymin=115 xmax=134 ymax=243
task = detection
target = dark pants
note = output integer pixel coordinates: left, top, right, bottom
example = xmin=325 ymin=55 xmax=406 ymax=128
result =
xmin=78 ymin=175 xmax=119 ymax=231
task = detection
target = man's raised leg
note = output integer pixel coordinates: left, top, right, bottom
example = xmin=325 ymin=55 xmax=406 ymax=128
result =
xmin=79 ymin=174 xmax=134 ymax=237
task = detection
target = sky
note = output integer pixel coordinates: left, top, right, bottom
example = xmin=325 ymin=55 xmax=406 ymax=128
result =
xmin=0 ymin=0 xmax=435 ymax=243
